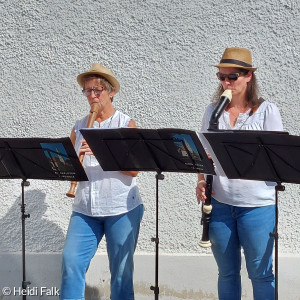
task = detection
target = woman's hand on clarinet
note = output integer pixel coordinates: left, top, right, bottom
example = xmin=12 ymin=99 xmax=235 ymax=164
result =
xmin=79 ymin=139 xmax=94 ymax=156
xmin=196 ymin=180 xmax=207 ymax=204
xmin=196 ymin=179 xmax=214 ymax=204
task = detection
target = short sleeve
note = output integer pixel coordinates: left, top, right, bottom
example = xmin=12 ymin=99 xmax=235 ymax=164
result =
xmin=263 ymin=103 xmax=284 ymax=131
xmin=201 ymin=104 xmax=215 ymax=132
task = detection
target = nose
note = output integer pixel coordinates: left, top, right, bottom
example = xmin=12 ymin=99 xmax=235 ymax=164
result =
xmin=222 ymin=80 xmax=231 ymax=89
xmin=224 ymin=77 xmax=232 ymax=84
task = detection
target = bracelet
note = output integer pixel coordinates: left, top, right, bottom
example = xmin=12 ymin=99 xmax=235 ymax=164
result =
xmin=197 ymin=180 xmax=206 ymax=185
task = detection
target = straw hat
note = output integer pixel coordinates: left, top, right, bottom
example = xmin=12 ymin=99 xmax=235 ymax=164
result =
xmin=214 ymin=47 xmax=257 ymax=71
xmin=77 ymin=63 xmax=120 ymax=92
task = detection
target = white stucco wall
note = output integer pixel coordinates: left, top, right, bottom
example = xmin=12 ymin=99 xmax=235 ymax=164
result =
xmin=0 ymin=0 xmax=299 ymax=299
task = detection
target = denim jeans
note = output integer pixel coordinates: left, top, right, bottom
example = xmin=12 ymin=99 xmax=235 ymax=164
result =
xmin=60 ymin=204 xmax=144 ymax=300
xmin=209 ymin=198 xmax=275 ymax=300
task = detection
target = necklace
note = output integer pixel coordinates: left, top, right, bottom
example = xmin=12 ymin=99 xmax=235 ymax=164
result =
xmin=230 ymin=109 xmax=254 ymax=129
xmin=228 ymin=105 xmax=250 ymax=116
xmin=227 ymin=106 xmax=250 ymax=127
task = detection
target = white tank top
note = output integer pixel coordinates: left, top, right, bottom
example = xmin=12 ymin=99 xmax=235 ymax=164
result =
xmin=72 ymin=110 xmax=142 ymax=216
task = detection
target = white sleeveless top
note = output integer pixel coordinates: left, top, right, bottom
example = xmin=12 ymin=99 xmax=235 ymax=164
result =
xmin=72 ymin=110 xmax=142 ymax=216
xmin=200 ymin=100 xmax=284 ymax=207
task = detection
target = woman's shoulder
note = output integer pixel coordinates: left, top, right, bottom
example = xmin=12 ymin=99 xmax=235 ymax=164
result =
xmin=114 ymin=110 xmax=132 ymax=122
xmin=257 ymin=99 xmax=280 ymax=114
xmin=115 ymin=110 xmax=131 ymax=119
xmin=74 ymin=114 xmax=89 ymax=130
xmin=112 ymin=110 xmax=133 ymax=127
xmin=205 ymin=102 xmax=217 ymax=113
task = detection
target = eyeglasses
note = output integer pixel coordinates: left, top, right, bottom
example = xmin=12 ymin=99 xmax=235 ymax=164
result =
xmin=216 ymin=72 xmax=246 ymax=81
xmin=82 ymin=87 xmax=104 ymax=97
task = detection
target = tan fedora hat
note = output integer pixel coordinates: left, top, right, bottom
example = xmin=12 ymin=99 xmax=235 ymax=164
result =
xmin=77 ymin=63 xmax=120 ymax=93
xmin=214 ymin=47 xmax=257 ymax=71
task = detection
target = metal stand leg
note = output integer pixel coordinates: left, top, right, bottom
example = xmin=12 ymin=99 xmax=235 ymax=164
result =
xmin=150 ymin=171 xmax=164 ymax=300
xmin=270 ymin=182 xmax=284 ymax=300
xmin=20 ymin=180 xmax=31 ymax=299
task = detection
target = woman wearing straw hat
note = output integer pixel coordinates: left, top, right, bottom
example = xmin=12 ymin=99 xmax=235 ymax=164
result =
xmin=60 ymin=64 xmax=144 ymax=300
xmin=196 ymin=48 xmax=283 ymax=300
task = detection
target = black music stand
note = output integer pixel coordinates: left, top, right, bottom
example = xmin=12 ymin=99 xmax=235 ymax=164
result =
xmin=80 ymin=127 xmax=215 ymax=300
xmin=201 ymin=130 xmax=300 ymax=300
xmin=0 ymin=137 xmax=88 ymax=300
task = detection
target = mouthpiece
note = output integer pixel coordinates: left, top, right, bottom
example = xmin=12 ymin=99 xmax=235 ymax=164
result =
xmin=208 ymin=89 xmax=232 ymax=131
xmin=222 ymin=89 xmax=232 ymax=100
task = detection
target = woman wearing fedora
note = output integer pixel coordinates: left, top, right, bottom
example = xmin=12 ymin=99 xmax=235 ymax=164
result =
xmin=196 ymin=48 xmax=283 ymax=300
xmin=60 ymin=64 xmax=144 ymax=300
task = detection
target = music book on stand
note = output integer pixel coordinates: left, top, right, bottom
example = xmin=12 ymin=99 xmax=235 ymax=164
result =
xmin=200 ymin=130 xmax=300 ymax=184
xmin=80 ymin=127 xmax=215 ymax=175
xmin=0 ymin=137 xmax=88 ymax=181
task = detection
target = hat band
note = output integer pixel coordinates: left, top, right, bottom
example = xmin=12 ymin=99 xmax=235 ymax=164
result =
xmin=220 ymin=59 xmax=252 ymax=68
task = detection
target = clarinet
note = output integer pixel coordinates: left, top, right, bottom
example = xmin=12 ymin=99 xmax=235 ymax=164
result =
xmin=199 ymin=173 xmax=213 ymax=247
xmin=199 ymin=89 xmax=232 ymax=248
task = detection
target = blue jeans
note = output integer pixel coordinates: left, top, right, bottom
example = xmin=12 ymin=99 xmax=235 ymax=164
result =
xmin=209 ymin=198 xmax=275 ymax=300
xmin=60 ymin=204 xmax=144 ymax=300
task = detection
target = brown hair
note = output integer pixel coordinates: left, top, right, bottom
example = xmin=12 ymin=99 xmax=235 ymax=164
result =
xmin=212 ymin=70 xmax=260 ymax=108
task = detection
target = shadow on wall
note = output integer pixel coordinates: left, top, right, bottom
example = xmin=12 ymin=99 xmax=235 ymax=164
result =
xmin=0 ymin=189 xmax=65 ymax=252
xmin=0 ymin=189 xmax=114 ymax=300
xmin=0 ymin=189 xmax=67 ymax=299
xmin=85 ymin=284 xmax=104 ymax=300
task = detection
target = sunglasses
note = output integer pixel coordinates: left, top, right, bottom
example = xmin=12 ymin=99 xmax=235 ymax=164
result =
xmin=216 ymin=72 xmax=247 ymax=81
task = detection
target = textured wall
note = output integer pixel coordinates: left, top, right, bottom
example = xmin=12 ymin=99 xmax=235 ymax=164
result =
xmin=0 ymin=0 xmax=299 ymax=260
